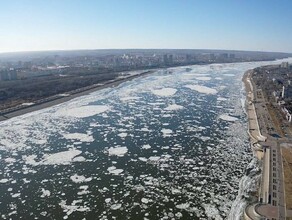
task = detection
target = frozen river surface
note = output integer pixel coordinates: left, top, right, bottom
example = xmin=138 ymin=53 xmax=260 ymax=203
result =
xmin=1 ymin=59 xmax=291 ymax=219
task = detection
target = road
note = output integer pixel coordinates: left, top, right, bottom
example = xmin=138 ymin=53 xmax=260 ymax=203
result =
xmin=244 ymin=70 xmax=288 ymax=219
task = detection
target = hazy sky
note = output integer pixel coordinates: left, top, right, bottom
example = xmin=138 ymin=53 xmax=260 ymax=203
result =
xmin=0 ymin=0 xmax=291 ymax=53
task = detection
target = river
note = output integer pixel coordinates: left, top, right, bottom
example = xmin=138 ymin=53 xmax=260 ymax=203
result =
xmin=1 ymin=59 xmax=292 ymax=219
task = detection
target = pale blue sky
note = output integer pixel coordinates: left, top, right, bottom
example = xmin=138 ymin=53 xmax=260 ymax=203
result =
xmin=0 ymin=0 xmax=291 ymax=53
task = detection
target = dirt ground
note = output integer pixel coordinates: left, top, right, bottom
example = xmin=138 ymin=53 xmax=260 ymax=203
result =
xmin=266 ymin=103 xmax=285 ymax=136
xmin=282 ymin=146 xmax=292 ymax=210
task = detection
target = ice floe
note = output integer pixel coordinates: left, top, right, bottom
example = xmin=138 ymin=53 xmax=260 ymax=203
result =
xmin=161 ymin=128 xmax=173 ymax=137
xmin=141 ymin=198 xmax=149 ymax=204
xmin=0 ymin=179 xmax=9 ymax=183
xmin=107 ymin=146 xmax=128 ymax=157
xmin=72 ymin=156 xmax=86 ymax=162
xmin=185 ymin=84 xmax=218 ymax=94
xmin=70 ymin=174 xmax=92 ymax=183
xmin=11 ymin=193 xmax=21 ymax=198
xmin=57 ymin=105 xmax=110 ymax=118
xmin=41 ymin=149 xmax=82 ymax=165
xmin=120 ymin=96 xmax=141 ymax=101
xmin=176 ymin=203 xmax=190 ymax=210
xmin=219 ymin=114 xmax=238 ymax=122
xmin=117 ymin=133 xmax=127 ymax=138
xmin=203 ymin=203 xmax=223 ymax=220
xmin=107 ymin=166 xmax=124 ymax=175
xmin=148 ymin=156 xmax=160 ymax=161
xmin=217 ymin=97 xmax=228 ymax=101
xmin=40 ymin=188 xmax=51 ymax=197
xmin=139 ymin=157 xmax=148 ymax=162
xmin=63 ymin=133 xmax=94 ymax=142
xmin=77 ymin=185 xmax=90 ymax=195
xmin=59 ymin=200 xmax=90 ymax=218
xmin=196 ymin=76 xmax=212 ymax=81
xmin=142 ymin=144 xmax=151 ymax=149
xmin=24 ymin=149 xmax=83 ymax=166
xmin=110 ymin=203 xmax=122 ymax=210
xmin=151 ymin=88 xmax=177 ymax=97
xmin=164 ymin=104 xmax=184 ymax=111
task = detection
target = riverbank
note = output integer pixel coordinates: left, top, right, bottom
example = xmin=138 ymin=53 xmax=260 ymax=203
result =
xmin=0 ymin=70 xmax=155 ymax=122
xmin=242 ymin=68 xmax=289 ymax=219
xmin=243 ymin=70 xmax=266 ymax=156
xmin=241 ymin=70 xmax=266 ymax=220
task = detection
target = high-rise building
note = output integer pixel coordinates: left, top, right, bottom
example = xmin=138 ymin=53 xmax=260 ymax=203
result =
xmin=229 ymin=54 xmax=235 ymax=59
xmin=281 ymin=62 xmax=289 ymax=68
xmin=218 ymin=53 xmax=228 ymax=59
xmin=186 ymin=54 xmax=192 ymax=63
xmin=282 ymin=85 xmax=292 ymax=99
xmin=9 ymin=71 xmax=17 ymax=80
xmin=0 ymin=71 xmax=9 ymax=81
xmin=163 ymin=54 xmax=173 ymax=65
xmin=0 ymin=70 xmax=17 ymax=81
xmin=209 ymin=53 xmax=215 ymax=60
xmin=163 ymin=54 xmax=168 ymax=65
xmin=168 ymin=55 xmax=173 ymax=64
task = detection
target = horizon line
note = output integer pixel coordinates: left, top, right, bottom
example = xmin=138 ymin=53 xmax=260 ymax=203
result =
xmin=0 ymin=48 xmax=291 ymax=55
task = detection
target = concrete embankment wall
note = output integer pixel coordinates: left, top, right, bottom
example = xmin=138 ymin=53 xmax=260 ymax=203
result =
xmin=259 ymin=147 xmax=270 ymax=204
xmin=247 ymin=78 xmax=267 ymax=142
xmin=244 ymin=203 xmax=263 ymax=220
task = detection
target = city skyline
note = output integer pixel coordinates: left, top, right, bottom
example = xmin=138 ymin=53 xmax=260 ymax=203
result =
xmin=0 ymin=0 xmax=292 ymax=53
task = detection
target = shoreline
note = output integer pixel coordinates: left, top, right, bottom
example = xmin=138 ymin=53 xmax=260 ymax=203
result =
xmin=242 ymin=67 xmax=288 ymax=219
xmin=2 ymin=58 xmax=291 ymax=122
xmin=0 ymin=70 xmax=155 ymax=122
xmin=229 ymin=70 xmax=264 ymax=220
xmin=1 ymin=58 xmax=288 ymax=122
xmin=242 ymin=69 xmax=268 ymax=219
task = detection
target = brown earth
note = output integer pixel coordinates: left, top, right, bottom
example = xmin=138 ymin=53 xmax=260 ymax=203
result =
xmin=282 ymin=146 xmax=292 ymax=210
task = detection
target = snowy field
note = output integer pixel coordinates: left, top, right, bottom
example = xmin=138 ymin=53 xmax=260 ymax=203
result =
xmin=1 ymin=58 xmax=292 ymax=219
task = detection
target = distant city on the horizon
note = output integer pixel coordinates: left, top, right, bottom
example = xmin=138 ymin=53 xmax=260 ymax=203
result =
xmin=0 ymin=48 xmax=290 ymax=112
xmin=0 ymin=48 xmax=290 ymax=83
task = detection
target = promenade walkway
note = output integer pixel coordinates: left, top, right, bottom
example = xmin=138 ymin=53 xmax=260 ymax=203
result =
xmin=243 ymin=70 xmax=287 ymax=220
